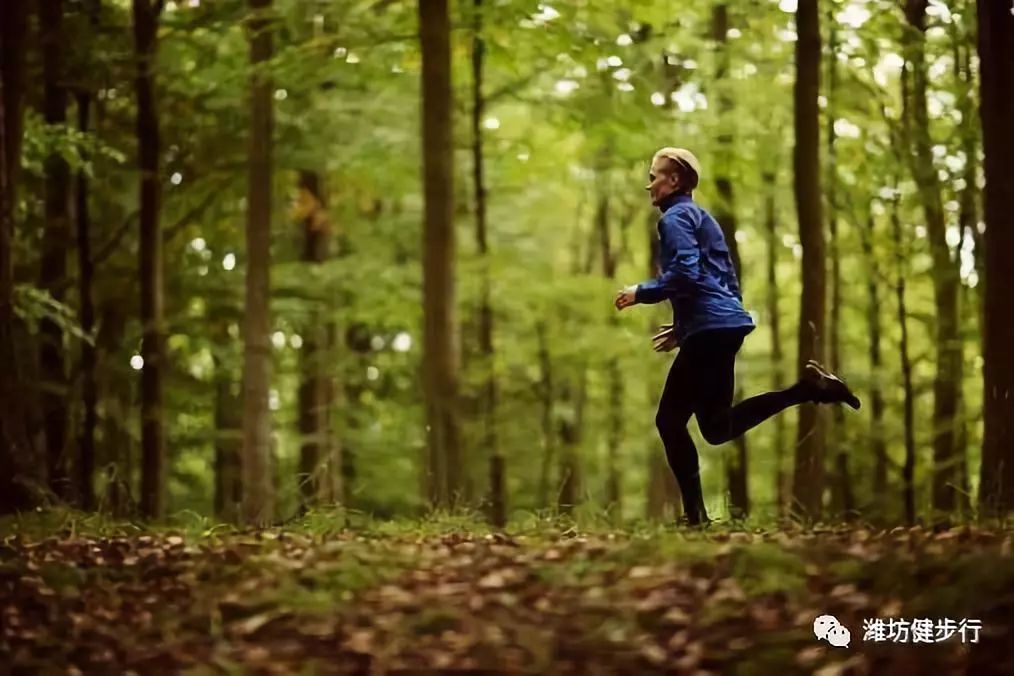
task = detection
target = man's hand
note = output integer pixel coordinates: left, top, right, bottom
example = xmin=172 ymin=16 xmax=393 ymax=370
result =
xmin=614 ymin=285 xmax=638 ymax=311
xmin=652 ymin=322 xmax=677 ymax=352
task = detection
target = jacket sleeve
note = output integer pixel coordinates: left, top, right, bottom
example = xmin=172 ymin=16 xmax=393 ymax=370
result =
xmin=634 ymin=207 xmax=700 ymax=304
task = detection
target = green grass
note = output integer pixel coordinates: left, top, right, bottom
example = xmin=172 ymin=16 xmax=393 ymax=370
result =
xmin=0 ymin=508 xmax=145 ymax=539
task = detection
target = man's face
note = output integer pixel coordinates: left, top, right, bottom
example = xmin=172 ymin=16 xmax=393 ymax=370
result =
xmin=645 ymin=157 xmax=678 ymax=207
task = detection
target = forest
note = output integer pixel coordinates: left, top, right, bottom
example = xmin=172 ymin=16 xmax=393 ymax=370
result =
xmin=1 ymin=0 xmax=1013 ymax=672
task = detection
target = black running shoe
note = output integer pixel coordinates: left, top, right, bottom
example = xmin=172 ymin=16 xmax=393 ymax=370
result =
xmin=801 ymin=360 xmax=862 ymax=410
xmin=676 ymin=514 xmax=714 ymax=529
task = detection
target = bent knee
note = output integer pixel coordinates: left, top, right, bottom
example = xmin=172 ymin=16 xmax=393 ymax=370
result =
xmin=698 ymin=418 xmax=732 ymax=445
xmin=654 ymin=411 xmax=669 ymax=433
xmin=655 ymin=410 xmax=688 ymax=434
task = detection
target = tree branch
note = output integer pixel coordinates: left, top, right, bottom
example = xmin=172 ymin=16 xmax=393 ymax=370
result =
xmin=54 ymin=179 xmax=229 ymax=295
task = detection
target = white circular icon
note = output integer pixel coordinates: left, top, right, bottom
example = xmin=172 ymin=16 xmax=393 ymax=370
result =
xmin=814 ymin=614 xmax=850 ymax=648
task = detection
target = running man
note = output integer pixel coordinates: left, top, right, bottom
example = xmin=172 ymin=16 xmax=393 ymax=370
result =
xmin=614 ymin=147 xmax=860 ymax=525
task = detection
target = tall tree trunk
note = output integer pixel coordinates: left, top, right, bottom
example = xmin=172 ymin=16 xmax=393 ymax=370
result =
xmin=76 ymin=92 xmax=97 ymax=511
xmin=860 ymin=209 xmax=888 ymax=511
xmin=790 ymin=0 xmax=826 ymax=519
xmin=471 ymin=0 xmax=503 ymax=526
xmin=595 ymin=188 xmax=623 ymax=515
xmin=296 ymin=170 xmax=335 ymax=510
xmin=976 ymin=0 xmax=1014 ymax=517
xmin=39 ymin=0 xmax=72 ymax=501
xmin=419 ymin=0 xmax=462 ymax=509
xmin=892 ymin=193 xmax=917 ymax=525
xmin=646 ymin=212 xmax=681 ymax=520
xmin=132 ymin=0 xmax=166 ymax=520
xmin=825 ymin=12 xmax=854 ymax=520
xmin=903 ymin=0 xmax=962 ymax=519
xmin=0 ymin=0 xmax=41 ymax=513
xmin=241 ymin=0 xmax=275 ymax=525
xmin=953 ymin=27 xmax=975 ymax=517
xmin=559 ymin=223 xmax=593 ymax=517
xmin=763 ymin=169 xmax=788 ymax=518
xmin=712 ymin=2 xmax=748 ymax=520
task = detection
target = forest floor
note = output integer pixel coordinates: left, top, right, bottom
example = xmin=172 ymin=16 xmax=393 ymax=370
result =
xmin=2 ymin=511 xmax=1014 ymax=675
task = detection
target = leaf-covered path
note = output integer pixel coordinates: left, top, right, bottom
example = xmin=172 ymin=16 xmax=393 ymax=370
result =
xmin=2 ymin=518 xmax=1013 ymax=674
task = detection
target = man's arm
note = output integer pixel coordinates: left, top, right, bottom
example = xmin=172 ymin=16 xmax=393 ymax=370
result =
xmin=633 ymin=207 xmax=700 ymax=304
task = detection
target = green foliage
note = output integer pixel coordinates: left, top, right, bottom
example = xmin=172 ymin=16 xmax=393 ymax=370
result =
xmin=20 ymin=110 xmax=127 ymax=177
xmin=12 ymin=286 xmax=94 ymax=345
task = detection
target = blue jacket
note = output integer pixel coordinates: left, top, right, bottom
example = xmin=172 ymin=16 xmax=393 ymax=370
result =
xmin=635 ymin=193 xmax=755 ymax=344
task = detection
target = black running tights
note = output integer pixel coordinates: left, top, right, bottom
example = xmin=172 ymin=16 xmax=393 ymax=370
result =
xmin=656 ymin=328 xmax=808 ymax=523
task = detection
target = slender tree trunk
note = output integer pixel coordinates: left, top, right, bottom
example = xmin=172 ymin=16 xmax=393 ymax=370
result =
xmin=97 ymin=302 xmax=132 ymax=515
xmin=471 ymin=0 xmax=503 ymax=526
xmin=241 ymin=0 xmax=275 ymax=525
xmin=212 ymin=319 xmax=242 ymax=521
xmin=557 ymin=368 xmax=586 ymax=514
xmin=712 ymin=2 xmax=748 ymax=519
xmin=559 ymin=220 xmax=594 ymax=516
xmin=825 ymin=13 xmax=854 ymax=520
xmin=0 ymin=0 xmax=40 ymax=513
xmin=826 ymin=16 xmax=841 ymax=392
xmin=76 ymin=92 xmax=97 ymax=511
xmin=860 ymin=209 xmax=888 ymax=510
xmin=977 ymin=0 xmax=1014 ymax=517
xmin=296 ymin=170 xmax=334 ymax=510
xmin=791 ymin=0 xmax=826 ymax=519
xmin=763 ymin=169 xmax=788 ymax=518
xmin=965 ymin=4 xmax=986 ymax=328
xmin=214 ymin=379 xmax=242 ymax=519
xmin=535 ymin=320 xmax=556 ymax=510
xmin=38 ymin=0 xmax=72 ymax=501
xmin=605 ymin=352 xmax=623 ymax=514
xmin=343 ymin=321 xmax=374 ymax=508
xmin=0 ymin=0 xmax=27 ymax=204
xmin=647 ymin=452 xmax=681 ymax=520
xmin=953 ymin=31 xmax=975 ymax=518
xmin=322 ymin=321 xmax=341 ymax=504
xmin=646 ymin=212 xmax=681 ymax=520
xmin=955 ymin=283 xmax=971 ymax=517
xmin=419 ymin=0 xmax=462 ymax=509
xmin=595 ymin=188 xmax=623 ymax=515
xmin=903 ymin=0 xmax=962 ymax=519
xmin=891 ymin=194 xmax=917 ymax=525
xmin=132 ymin=0 xmax=166 ymax=520
xmin=967 ymin=102 xmax=986 ymax=334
